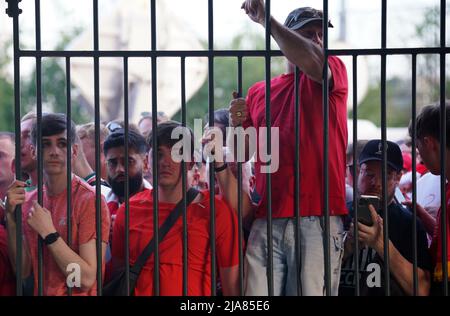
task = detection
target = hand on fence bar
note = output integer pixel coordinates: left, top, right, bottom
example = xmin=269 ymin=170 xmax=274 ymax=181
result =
xmin=229 ymin=92 xmax=249 ymax=128
xmin=4 ymin=180 xmax=27 ymax=216
xmin=4 ymin=179 xmax=32 ymax=279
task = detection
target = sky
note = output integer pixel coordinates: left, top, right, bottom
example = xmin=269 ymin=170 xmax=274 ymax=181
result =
xmin=0 ymin=0 xmax=448 ymax=79
xmin=1 ymin=0 xmax=446 ymax=47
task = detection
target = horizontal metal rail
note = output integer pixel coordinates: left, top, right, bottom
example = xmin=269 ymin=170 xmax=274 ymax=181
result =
xmin=15 ymin=47 xmax=450 ymax=58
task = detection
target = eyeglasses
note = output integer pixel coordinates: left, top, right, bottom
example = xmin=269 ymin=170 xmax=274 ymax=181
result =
xmin=359 ymin=166 xmax=397 ymax=181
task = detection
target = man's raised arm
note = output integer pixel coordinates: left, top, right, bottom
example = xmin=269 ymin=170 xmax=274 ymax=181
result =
xmin=241 ymin=0 xmax=331 ymax=83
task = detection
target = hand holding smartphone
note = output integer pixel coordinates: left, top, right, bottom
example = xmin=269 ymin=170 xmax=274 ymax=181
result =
xmin=357 ymin=195 xmax=380 ymax=226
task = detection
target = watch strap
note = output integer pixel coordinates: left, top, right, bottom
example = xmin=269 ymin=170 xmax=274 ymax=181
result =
xmin=43 ymin=231 xmax=60 ymax=245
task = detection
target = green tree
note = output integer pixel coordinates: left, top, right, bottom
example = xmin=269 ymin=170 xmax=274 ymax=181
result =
xmin=0 ymin=39 xmax=15 ymax=132
xmin=414 ymin=5 xmax=448 ymax=106
xmin=355 ymin=5 xmax=450 ymax=128
xmin=21 ymin=27 xmax=91 ymax=124
xmin=352 ymin=77 xmax=416 ymax=127
xmin=172 ymin=31 xmax=285 ymax=128
xmin=0 ymin=75 xmax=15 ymax=132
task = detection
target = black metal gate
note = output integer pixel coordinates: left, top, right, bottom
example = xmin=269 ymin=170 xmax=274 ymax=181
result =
xmin=4 ymin=0 xmax=449 ymax=296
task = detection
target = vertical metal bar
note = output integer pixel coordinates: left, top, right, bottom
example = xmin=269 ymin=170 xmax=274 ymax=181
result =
xmin=207 ymin=0 xmax=217 ymax=296
xmin=150 ymin=0 xmax=160 ymax=296
xmin=439 ymin=0 xmax=448 ymax=296
xmin=11 ymin=0 xmax=23 ymax=296
xmin=264 ymin=0 xmax=274 ymax=297
xmin=236 ymin=56 xmax=244 ymax=296
xmin=322 ymin=0 xmax=331 ymax=296
xmin=381 ymin=0 xmax=390 ymax=296
xmin=352 ymin=55 xmax=360 ymax=296
xmin=294 ymin=66 xmax=302 ymax=296
xmin=411 ymin=54 xmax=419 ymax=296
xmin=123 ymin=57 xmax=130 ymax=296
xmin=92 ymin=0 xmax=103 ymax=296
xmin=181 ymin=57 xmax=188 ymax=296
xmin=65 ymin=57 xmax=73 ymax=296
xmin=35 ymin=0 xmax=44 ymax=296
xmin=237 ymin=57 xmax=243 ymax=101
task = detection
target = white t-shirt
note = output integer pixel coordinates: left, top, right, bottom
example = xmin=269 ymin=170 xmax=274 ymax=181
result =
xmin=417 ymin=172 xmax=442 ymax=220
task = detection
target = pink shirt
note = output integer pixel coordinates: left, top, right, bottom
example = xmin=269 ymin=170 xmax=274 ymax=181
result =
xmin=23 ymin=176 xmax=110 ymax=296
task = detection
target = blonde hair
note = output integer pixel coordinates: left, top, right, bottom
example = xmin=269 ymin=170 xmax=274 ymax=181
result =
xmin=76 ymin=122 xmax=109 ymax=142
xmin=21 ymin=111 xmax=37 ymax=123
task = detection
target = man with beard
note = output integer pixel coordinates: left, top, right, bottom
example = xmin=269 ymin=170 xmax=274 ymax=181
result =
xmin=103 ymin=129 xmax=152 ymax=222
xmin=339 ymin=140 xmax=431 ymax=296
xmin=110 ymin=121 xmax=239 ymax=295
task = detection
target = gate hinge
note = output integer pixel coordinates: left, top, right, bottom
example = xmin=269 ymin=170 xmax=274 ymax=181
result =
xmin=5 ymin=0 xmax=22 ymax=18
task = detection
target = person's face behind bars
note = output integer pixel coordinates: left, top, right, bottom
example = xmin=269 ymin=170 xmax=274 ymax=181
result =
xmin=287 ymin=21 xmax=323 ymax=73
xmin=106 ymin=147 xmax=148 ymax=198
xmin=416 ymin=136 xmax=440 ymax=176
xmin=20 ymin=118 xmax=37 ymax=174
xmin=357 ymin=161 xmax=401 ymax=204
xmin=36 ymin=131 xmax=78 ymax=177
xmin=294 ymin=21 xmax=323 ymax=47
xmin=0 ymin=136 xmax=15 ymax=193
xmin=150 ymin=145 xmax=193 ymax=190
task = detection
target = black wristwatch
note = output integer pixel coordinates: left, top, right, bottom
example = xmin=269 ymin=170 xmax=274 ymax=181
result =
xmin=43 ymin=232 xmax=60 ymax=246
xmin=214 ymin=163 xmax=228 ymax=173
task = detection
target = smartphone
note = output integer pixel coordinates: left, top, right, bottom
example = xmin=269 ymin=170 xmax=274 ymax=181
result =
xmin=357 ymin=195 xmax=380 ymax=226
xmin=394 ymin=187 xmax=406 ymax=204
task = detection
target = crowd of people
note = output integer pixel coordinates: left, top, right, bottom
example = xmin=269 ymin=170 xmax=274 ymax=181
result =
xmin=0 ymin=0 xmax=449 ymax=296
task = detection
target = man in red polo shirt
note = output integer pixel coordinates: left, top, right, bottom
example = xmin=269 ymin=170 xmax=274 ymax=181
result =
xmin=229 ymin=1 xmax=348 ymax=295
xmin=410 ymin=102 xmax=450 ymax=295
xmin=111 ymin=121 xmax=239 ymax=296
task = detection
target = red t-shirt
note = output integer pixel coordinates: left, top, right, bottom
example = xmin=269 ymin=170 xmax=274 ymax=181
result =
xmin=111 ymin=189 xmax=239 ymax=296
xmin=23 ymin=176 xmax=111 ymax=296
xmin=0 ymin=225 xmax=16 ymax=295
xmin=243 ymin=56 xmax=348 ymax=218
xmin=402 ymin=152 xmax=412 ymax=172
xmin=417 ymin=163 xmax=429 ymax=175
xmin=430 ymin=183 xmax=450 ymax=282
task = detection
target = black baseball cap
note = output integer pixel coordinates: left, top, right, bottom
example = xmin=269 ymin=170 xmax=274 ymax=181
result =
xmin=284 ymin=7 xmax=333 ymax=30
xmin=358 ymin=140 xmax=403 ymax=172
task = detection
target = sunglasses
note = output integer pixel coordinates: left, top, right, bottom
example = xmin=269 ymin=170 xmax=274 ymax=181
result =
xmin=106 ymin=121 xmax=123 ymax=133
